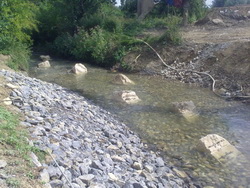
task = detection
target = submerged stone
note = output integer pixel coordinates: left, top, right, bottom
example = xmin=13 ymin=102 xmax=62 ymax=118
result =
xmin=197 ymin=134 xmax=242 ymax=164
xmin=112 ymin=74 xmax=135 ymax=85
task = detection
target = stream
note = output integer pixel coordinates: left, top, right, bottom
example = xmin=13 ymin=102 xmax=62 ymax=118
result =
xmin=29 ymin=57 xmax=250 ymax=187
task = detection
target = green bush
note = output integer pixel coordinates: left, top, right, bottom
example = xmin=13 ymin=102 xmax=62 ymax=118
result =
xmin=53 ymin=33 xmax=74 ymax=57
xmin=71 ymin=27 xmax=117 ymax=66
xmin=123 ymin=19 xmax=144 ymax=36
xmin=0 ymin=38 xmax=30 ymax=71
xmin=7 ymin=42 xmax=30 ymax=71
xmin=80 ymin=3 xmax=124 ymax=33
xmin=158 ymin=16 xmax=182 ymax=45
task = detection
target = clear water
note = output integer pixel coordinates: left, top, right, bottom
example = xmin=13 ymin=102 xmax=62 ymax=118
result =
xmin=30 ymin=57 xmax=250 ymax=187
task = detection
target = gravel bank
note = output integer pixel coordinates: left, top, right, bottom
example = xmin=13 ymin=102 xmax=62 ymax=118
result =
xmin=0 ymin=70 xmax=191 ymax=188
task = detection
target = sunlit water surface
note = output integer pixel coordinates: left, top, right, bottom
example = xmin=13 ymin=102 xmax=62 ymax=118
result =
xmin=29 ymin=58 xmax=250 ymax=187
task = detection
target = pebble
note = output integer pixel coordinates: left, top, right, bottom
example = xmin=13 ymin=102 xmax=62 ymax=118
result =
xmin=0 ymin=70 xmax=190 ymax=187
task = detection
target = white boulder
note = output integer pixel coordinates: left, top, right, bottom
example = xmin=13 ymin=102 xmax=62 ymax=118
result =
xmin=38 ymin=61 xmax=51 ymax=68
xmin=212 ymin=19 xmax=225 ymax=25
xmin=113 ymin=90 xmax=141 ymax=104
xmin=112 ymin=74 xmax=134 ymax=85
xmin=72 ymin=63 xmax=88 ymax=74
xmin=197 ymin=134 xmax=242 ymax=163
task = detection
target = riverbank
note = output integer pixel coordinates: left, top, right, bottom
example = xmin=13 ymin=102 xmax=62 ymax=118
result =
xmin=122 ymin=5 xmax=250 ymax=102
xmin=0 ymin=68 xmax=193 ymax=187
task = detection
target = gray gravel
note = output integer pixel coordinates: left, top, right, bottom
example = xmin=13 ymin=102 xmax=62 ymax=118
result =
xmin=0 ymin=70 xmax=191 ymax=188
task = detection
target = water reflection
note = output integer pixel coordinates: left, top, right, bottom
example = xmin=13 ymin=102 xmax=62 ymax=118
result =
xmin=29 ymin=58 xmax=250 ymax=187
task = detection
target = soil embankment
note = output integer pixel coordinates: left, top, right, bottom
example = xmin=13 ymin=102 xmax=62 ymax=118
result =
xmin=124 ymin=5 xmax=250 ymax=101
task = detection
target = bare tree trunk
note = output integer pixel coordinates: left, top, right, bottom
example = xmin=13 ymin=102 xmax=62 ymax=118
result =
xmin=182 ymin=0 xmax=190 ymax=26
xmin=137 ymin=0 xmax=155 ymax=20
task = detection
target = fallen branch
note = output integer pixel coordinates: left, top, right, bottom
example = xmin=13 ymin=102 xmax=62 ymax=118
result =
xmin=134 ymin=54 xmax=141 ymax=64
xmin=139 ymin=39 xmax=250 ymax=100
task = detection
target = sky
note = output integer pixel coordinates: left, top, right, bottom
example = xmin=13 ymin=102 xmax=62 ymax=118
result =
xmin=116 ymin=0 xmax=214 ymax=7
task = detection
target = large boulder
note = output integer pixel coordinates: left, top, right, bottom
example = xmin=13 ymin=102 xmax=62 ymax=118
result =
xmin=72 ymin=63 xmax=87 ymax=74
xmin=113 ymin=90 xmax=141 ymax=104
xmin=40 ymin=55 xmax=51 ymax=61
xmin=171 ymin=101 xmax=198 ymax=122
xmin=197 ymin=134 xmax=242 ymax=164
xmin=112 ymin=74 xmax=135 ymax=85
xmin=38 ymin=61 xmax=51 ymax=68
xmin=212 ymin=18 xmax=225 ymax=25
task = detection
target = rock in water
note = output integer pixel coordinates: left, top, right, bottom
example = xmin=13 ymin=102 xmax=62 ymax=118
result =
xmin=113 ymin=90 xmax=141 ymax=104
xmin=112 ymin=74 xmax=135 ymax=85
xmin=197 ymin=134 xmax=242 ymax=164
xmin=212 ymin=19 xmax=225 ymax=25
xmin=171 ymin=101 xmax=198 ymax=122
xmin=40 ymin=55 xmax=51 ymax=61
xmin=72 ymin=63 xmax=88 ymax=74
xmin=38 ymin=61 xmax=51 ymax=68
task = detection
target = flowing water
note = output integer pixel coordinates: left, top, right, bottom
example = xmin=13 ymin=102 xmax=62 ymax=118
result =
xmin=29 ymin=58 xmax=250 ymax=187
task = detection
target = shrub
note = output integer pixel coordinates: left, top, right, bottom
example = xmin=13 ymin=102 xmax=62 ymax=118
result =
xmin=0 ymin=38 xmax=30 ymax=71
xmin=80 ymin=3 xmax=124 ymax=33
xmin=6 ymin=42 xmax=30 ymax=71
xmin=158 ymin=16 xmax=182 ymax=45
xmin=71 ymin=27 xmax=117 ymax=66
xmin=53 ymin=33 xmax=74 ymax=57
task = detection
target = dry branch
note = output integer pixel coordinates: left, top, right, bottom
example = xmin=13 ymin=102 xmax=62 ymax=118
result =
xmin=139 ymin=39 xmax=250 ymax=100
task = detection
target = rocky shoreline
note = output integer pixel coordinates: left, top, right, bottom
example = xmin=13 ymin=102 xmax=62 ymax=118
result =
xmin=0 ymin=69 xmax=192 ymax=188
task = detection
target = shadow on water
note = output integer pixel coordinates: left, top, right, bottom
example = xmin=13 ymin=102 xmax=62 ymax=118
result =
xmin=29 ymin=57 xmax=250 ymax=187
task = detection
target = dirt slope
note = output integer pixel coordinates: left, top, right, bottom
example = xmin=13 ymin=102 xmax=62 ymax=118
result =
xmin=124 ymin=5 xmax=250 ymax=100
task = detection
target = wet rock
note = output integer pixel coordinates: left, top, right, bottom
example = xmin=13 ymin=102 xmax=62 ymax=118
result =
xmin=171 ymin=101 xmax=199 ymax=122
xmin=173 ymin=168 xmax=188 ymax=179
xmin=71 ymin=63 xmax=87 ymax=74
xmin=112 ymin=74 xmax=135 ymax=85
xmin=197 ymin=134 xmax=242 ymax=163
xmin=113 ymin=90 xmax=141 ymax=104
xmin=212 ymin=19 xmax=225 ymax=25
xmin=38 ymin=61 xmax=51 ymax=68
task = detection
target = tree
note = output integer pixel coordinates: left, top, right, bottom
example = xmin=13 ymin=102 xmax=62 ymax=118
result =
xmin=0 ymin=0 xmax=37 ymax=44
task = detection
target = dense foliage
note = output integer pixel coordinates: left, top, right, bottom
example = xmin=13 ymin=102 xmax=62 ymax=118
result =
xmin=0 ymin=0 xmax=207 ymax=70
xmin=212 ymin=0 xmax=250 ymax=7
xmin=0 ymin=0 xmax=37 ymax=70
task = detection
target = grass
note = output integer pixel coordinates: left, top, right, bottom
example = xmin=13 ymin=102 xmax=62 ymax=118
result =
xmin=0 ymin=106 xmax=45 ymax=160
xmin=6 ymin=178 xmax=20 ymax=188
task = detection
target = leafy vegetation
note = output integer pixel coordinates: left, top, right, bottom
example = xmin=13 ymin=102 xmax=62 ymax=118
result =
xmin=0 ymin=0 xmax=207 ymax=70
xmin=0 ymin=0 xmax=38 ymax=70
xmin=0 ymin=106 xmax=43 ymax=159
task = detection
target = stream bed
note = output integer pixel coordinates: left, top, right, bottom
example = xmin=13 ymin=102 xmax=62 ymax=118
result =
xmin=29 ymin=58 xmax=250 ymax=187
